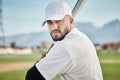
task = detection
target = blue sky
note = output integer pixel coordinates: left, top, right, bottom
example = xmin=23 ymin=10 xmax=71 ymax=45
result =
xmin=1 ymin=0 xmax=120 ymax=36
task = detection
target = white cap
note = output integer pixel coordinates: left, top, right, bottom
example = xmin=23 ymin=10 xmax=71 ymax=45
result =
xmin=42 ymin=0 xmax=72 ymax=26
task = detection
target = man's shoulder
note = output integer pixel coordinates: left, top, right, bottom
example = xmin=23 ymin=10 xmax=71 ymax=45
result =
xmin=53 ymin=41 xmax=69 ymax=51
xmin=54 ymin=41 xmax=66 ymax=47
xmin=54 ymin=39 xmax=74 ymax=50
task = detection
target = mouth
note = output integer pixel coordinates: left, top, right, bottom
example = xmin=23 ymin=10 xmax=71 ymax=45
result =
xmin=51 ymin=30 xmax=61 ymax=34
xmin=50 ymin=30 xmax=67 ymax=41
xmin=50 ymin=30 xmax=62 ymax=40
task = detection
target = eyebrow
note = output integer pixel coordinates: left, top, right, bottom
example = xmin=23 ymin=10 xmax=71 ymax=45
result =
xmin=46 ymin=20 xmax=51 ymax=22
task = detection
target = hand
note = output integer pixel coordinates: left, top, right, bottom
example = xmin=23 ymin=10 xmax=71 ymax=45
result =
xmin=41 ymin=51 xmax=48 ymax=59
xmin=40 ymin=43 xmax=54 ymax=59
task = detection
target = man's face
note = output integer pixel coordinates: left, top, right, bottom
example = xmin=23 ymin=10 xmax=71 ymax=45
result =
xmin=47 ymin=16 xmax=73 ymax=41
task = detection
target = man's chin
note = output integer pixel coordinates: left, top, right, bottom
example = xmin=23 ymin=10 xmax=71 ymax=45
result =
xmin=52 ymin=37 xmax=64 ymax=41
xmin=51 ymin=32 xmax=68 ymax=41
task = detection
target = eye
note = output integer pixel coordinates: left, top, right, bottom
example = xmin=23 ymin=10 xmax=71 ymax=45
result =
xmin=56 ymin=20 xmax=61 ymax=23
xmin=47 ymin=20 xmax=52 ymax=24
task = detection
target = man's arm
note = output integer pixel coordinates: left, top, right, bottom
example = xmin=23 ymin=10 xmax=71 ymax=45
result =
xmin=26 ymin=44 xmax=54 ymax=80
xmin=25 ymin=65 xmax=45 ymax=80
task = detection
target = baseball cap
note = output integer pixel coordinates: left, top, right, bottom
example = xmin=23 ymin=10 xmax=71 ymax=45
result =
xmin=42 ymin=0 xmax=72 ymax=26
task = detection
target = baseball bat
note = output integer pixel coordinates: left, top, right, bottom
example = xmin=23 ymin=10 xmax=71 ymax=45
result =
xmin=72 ymin=0 xmax=87 ymax=18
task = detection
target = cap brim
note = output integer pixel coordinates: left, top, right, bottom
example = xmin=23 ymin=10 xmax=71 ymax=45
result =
xmin=41 ymin=21 xmax=46 ymax=27
xmin=41 ymin=14 xmax=65 ymax=26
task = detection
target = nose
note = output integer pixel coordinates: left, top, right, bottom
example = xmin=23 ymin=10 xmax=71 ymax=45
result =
xmin=52 ymin=23 xmax=58 ymax=30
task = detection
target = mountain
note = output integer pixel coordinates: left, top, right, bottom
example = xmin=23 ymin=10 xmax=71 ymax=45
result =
xmin=93 ymin=19 xmax=120 ymax=44
xmin=0 ymin=19 xmax=120 ymax=47
xmin=0 ymin=30 xmax=52 ymax=47
xmin=74 ymin=22 xmax=98 ymax=39
xmin=74 ymin=19 xmax=120 ymax=44
xmin=74 ymin=22 xmax=98 ymax=34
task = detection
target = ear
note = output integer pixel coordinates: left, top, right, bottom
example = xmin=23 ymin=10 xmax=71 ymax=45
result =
xmin=70 ymin=17 xmax=74 ymax=24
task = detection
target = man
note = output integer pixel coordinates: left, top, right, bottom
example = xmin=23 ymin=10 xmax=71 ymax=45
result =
xmin=26 ymin=0 xmax=103 ymax=80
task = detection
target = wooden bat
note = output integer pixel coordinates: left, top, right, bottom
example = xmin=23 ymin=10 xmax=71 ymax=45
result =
xmin=72 ymin=0 xmax=87 ymax=18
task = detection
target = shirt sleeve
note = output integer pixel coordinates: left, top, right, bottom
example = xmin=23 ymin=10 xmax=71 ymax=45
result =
xmin=35 ymin=43 xmax=72 ymax=80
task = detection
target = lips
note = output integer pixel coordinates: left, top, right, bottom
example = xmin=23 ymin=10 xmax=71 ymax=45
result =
xmin=51 ymin=30 xmax=61 ymax=34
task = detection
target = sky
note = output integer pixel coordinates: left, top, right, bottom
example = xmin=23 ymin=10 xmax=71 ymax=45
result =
xmin=1 ymin=0 xmax=120 ymax=36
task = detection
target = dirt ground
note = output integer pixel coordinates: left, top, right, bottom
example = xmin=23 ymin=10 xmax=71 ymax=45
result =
xmin=0 ymin=62 xmax=34 ymax=72
xmin=100 ymin=59 xmax=120 ymax=63
xmin=0 ymin=59 xmax=120 ymax=73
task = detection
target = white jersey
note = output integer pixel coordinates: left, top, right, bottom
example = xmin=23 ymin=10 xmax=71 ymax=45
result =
xmin=36 ymin=28 xmax=103 ymax=80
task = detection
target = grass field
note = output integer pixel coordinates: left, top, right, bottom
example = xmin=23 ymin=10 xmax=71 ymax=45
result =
xmin=0 ymin=50 xmax=120 ymax=80
xmin=0 ymin=51 xmax=40 ymax=63
xmin=0 ymin=69 xmax=57 ymax=80
xmin=101 ymin=63 xmax=120 ymax=80
xmin=97 ymin=50 xmax=120 ymax=59
xmin=0 ymin=69 xmax=27 ymax=80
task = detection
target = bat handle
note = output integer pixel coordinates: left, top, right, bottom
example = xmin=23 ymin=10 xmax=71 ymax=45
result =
xmin=47 ymin=43 xmax=54 ymax=52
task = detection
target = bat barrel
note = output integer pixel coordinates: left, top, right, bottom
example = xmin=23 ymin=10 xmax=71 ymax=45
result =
xmin=72 ymin=0 xmax=87 ymax=18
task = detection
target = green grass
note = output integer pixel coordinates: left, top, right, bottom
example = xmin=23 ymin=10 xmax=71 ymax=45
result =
xmin=0 ymin=69 xmax=57 ymax=80
xmin=0 ymin=50 xmax=120 ymax=80
xmin=101 ymin=63 xmax=120 ymax=80
xmin=0 ymin=69 xmax=27 ymax=80
xmin=0 ymin=53 xmax=40 ymax=63
xmin=97 ymin=50 xmax=120 ymax=59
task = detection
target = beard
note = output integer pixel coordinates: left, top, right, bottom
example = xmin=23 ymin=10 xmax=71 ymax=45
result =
xmin=50 ymin=29 xmax=69 ymax=41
